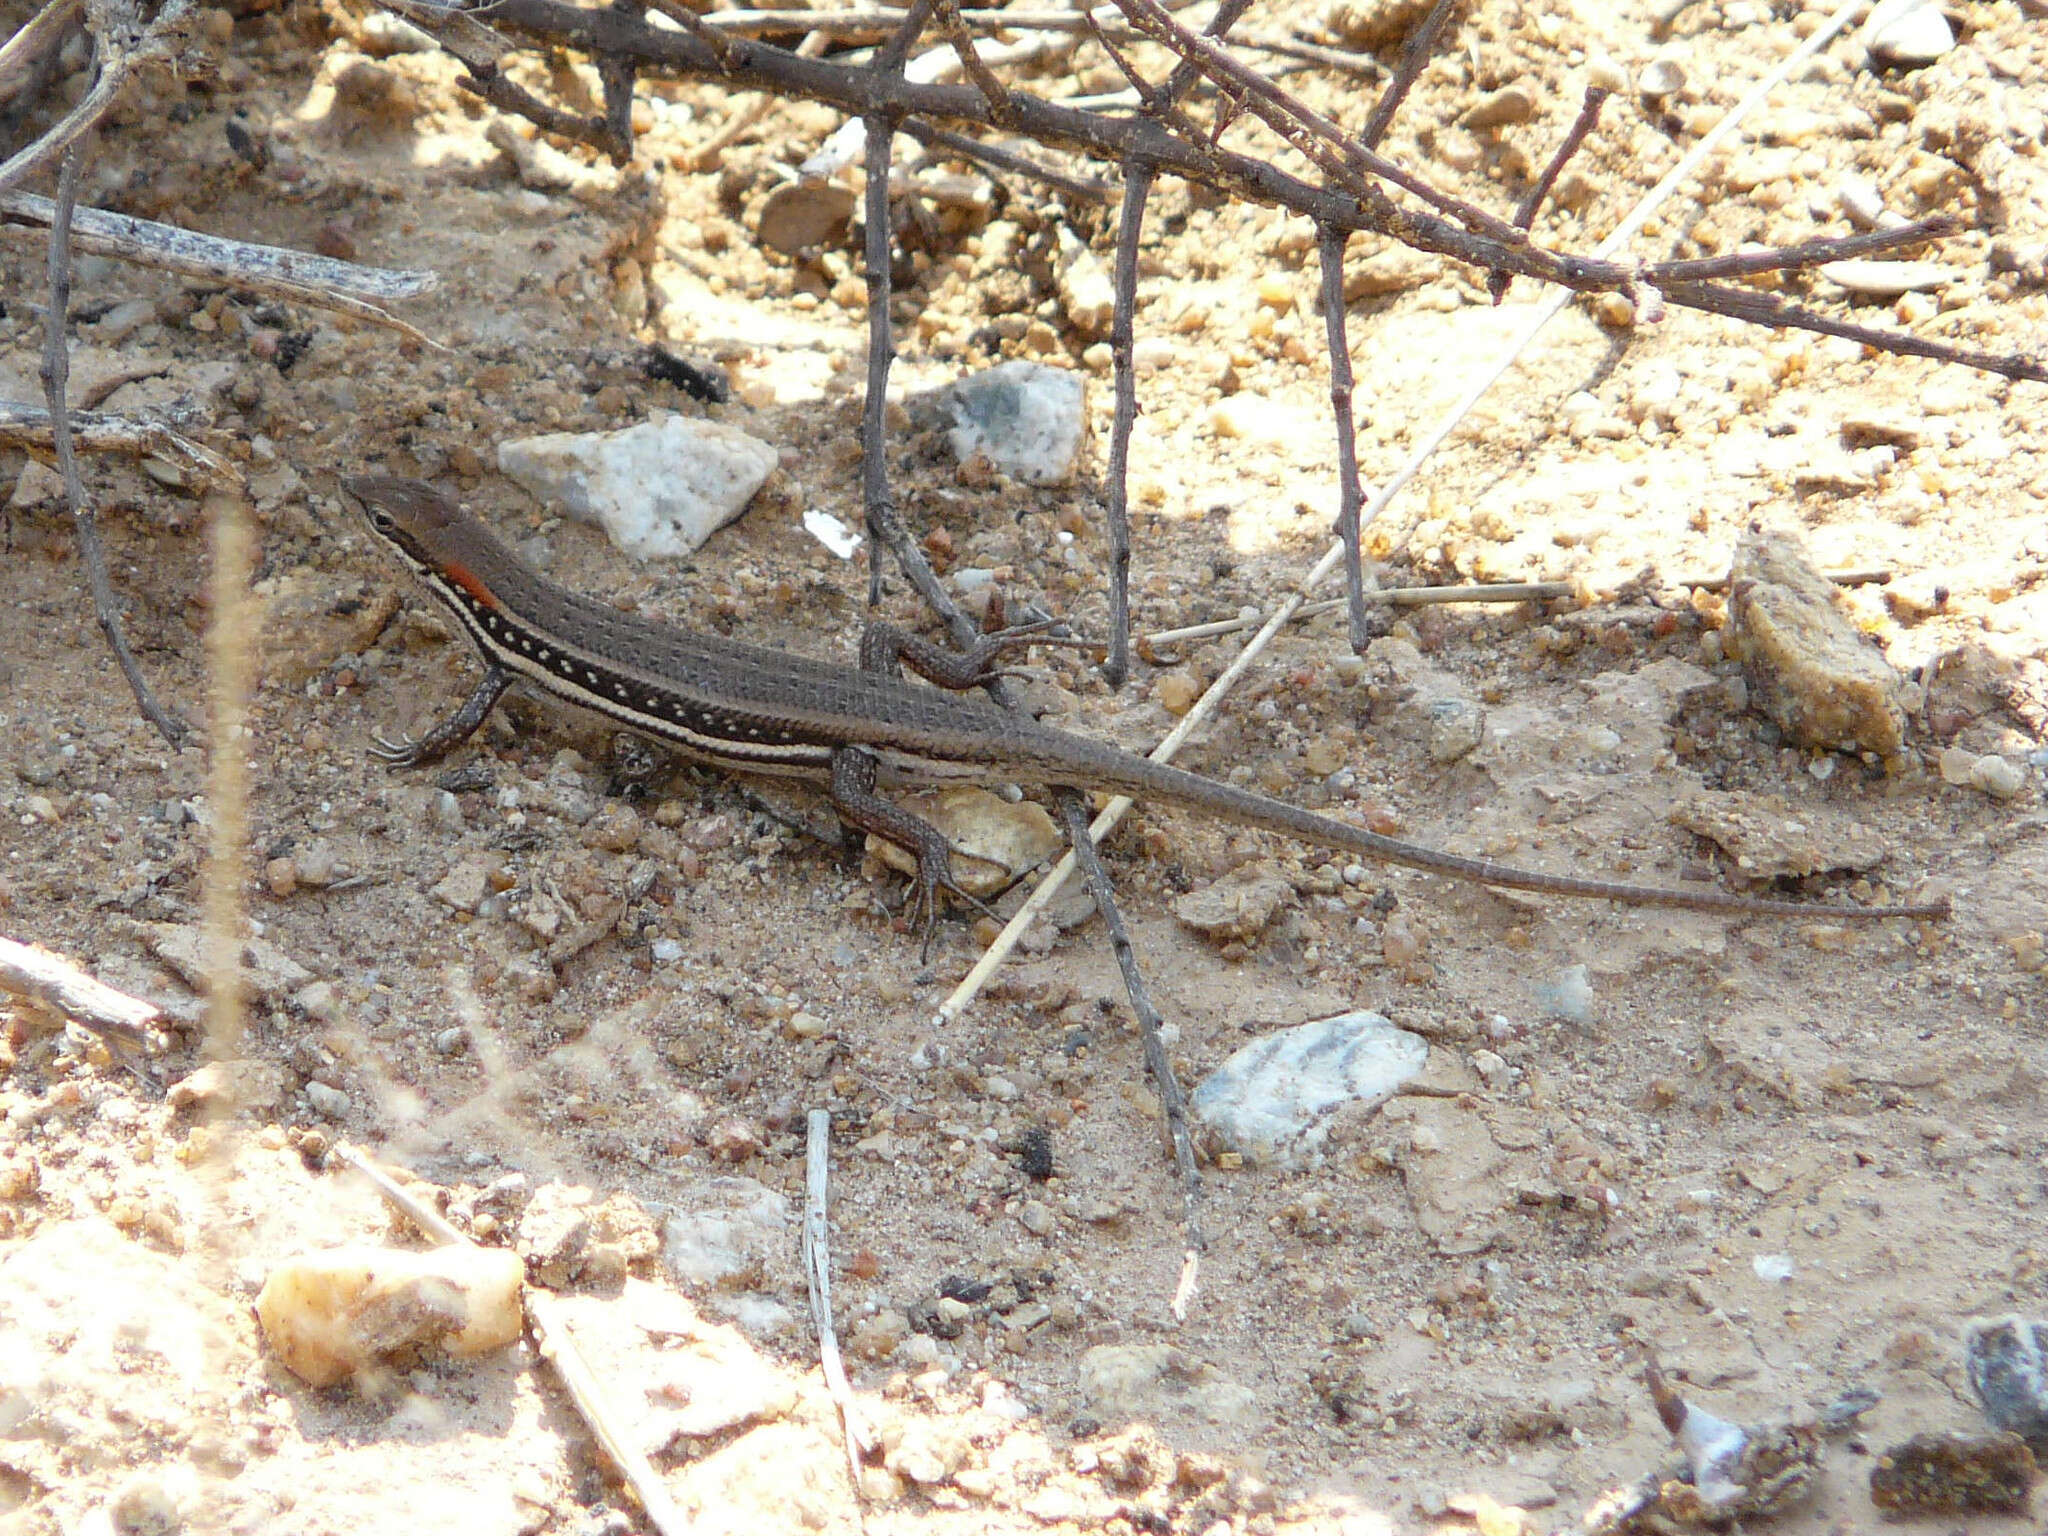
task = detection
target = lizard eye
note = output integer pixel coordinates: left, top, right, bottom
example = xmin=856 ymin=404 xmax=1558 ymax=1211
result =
xmin=367 ymin=509 xmax=396 ymax=535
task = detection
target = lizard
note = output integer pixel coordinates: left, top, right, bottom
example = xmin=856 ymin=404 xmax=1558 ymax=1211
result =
xmin=339 ymin=474 xmax=1949 ymax=932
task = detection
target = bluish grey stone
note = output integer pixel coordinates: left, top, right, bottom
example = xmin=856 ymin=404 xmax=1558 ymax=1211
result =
xmin=1192 ymin=1011 xmax=1426 ymax=1171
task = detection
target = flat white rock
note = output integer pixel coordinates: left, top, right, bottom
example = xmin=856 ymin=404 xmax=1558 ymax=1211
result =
xmin=1191 ymin=1010 xmax=1427 ymax=1171
xmin=499 ymin=415 xmax=778 ymax=560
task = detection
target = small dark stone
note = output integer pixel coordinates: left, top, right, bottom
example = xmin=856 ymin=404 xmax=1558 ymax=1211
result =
xmin=436 ymin=761 xmax=494 ymax=796
xmin=1019 ymin=1126 xmax=1055 ymax=1181
xmin=273 ymin=331 xmax=313 ymax=374
xmin=1869 ymin=1430 xmax=2037 ymax=1515
xmin=938 ymin=1274 xmax=991 ymax=1304
xmin=225 ymin=115 xmax=269 ymax=168
xmin=1966 ymin=1316 xmax=2048 ymax=1451
xmin=641 ymin=345 xmax=730 ymax=403
xmin=1069 ymin=1416 xmax=1101 ymax=1440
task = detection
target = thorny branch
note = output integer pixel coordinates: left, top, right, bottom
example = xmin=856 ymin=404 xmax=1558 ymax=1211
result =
xmin=421 ymin=0 xmax=2039 ymax=383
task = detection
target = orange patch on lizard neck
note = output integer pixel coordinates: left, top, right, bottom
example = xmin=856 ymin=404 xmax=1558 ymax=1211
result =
xmin=441 ymin=560 xmax=502 ymax=610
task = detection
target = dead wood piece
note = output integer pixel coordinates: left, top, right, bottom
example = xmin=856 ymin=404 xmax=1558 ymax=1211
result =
xmin=0 ymin=401 xmax=235 ymax=478
xmin=2 ymin=193 xmax=437 ymax=302
xmin=1056 ymin=792 xmax=1205 ymax=1311
xmin=0 ymin=935 xmax=165 ymax=1051
xmin=0 ymin=0 xmax=83 ymax=114
xmin=0 ymin=0 xmax=199 ymax=200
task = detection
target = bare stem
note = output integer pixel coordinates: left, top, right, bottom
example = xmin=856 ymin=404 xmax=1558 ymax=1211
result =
xmin=39 ymin=135 xmax=189 ymax=747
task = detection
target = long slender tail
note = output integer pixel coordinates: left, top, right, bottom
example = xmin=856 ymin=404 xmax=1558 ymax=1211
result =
xmin=1032 ymin=737 xmax=1948 ymax=921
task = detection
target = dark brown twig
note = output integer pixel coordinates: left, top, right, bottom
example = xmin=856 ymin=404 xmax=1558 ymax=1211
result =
xmin=39 ymin=135 xmax=189 ymax=747
xmin=445 ymin=0 xmax=2043 ymax=382
xmin=930 ymin=0 xmax=1011 ymax=119
xmin=1055 ymin=793 xmax=1205 ymax=1297
xmin=1100 ymin=163 xmax=1149 ymax=689
xmin=1091 ymin=0 xmax=1255 ymax=686
xmin=1318 ymin=225 xmax=1372 ymax=649
xmin=1488 ymin=81 xmax=1611 ymax=302
xmin=859 ymin=109 xmax=902 ymax=610
xmin=648 ymin=0 xmax=738 ymax=70
xmin=1356 ymin=0 xmax=1461 ymax=152
xmin=1651 ymin=216 xmax=1955 ymax=281
xmin=457 ymin=60 xmax=627 ymax=162
xmin=1661 ymin=278 xmax=2041 ymax=380
xmin=897 ymin=116 xmax=1114 ymax=200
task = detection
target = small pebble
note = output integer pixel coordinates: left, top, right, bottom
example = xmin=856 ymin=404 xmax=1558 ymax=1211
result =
xmin=1821 ymin=259 xmax=1956 ymax=298
xmin=1130 ymin=336 xmax=1177 ymax=374
xmin=1155 ymin=670 xmax=1202 ymax=716
xmin=1862 ymin=0 xmax=1955 ymax=67
xmin=1870 ymin=1430 xmax=2038 ymax=1514
xmin=303 ymin=1082 xmax=351 ymax=1120
xmin=1254 ymin=273 xmax=1295 ymax=310
xmin=1971 ymin=755 xmax=2027 ymax=802
xmin=1462 ymin=86 xmax=1536 ymax=129
xmin=1638 ymin=58 xmax=1685 ymax=98
xmin=1836 ymin=178 xmax=1888 ymax=230
xmin=264 ymin=857 xmax=299 ymax=899
xmin=1380 ymin=912 xmax=1425 ymax=966
xmin=1535 ymin=965 xmax=1593 ymax=1022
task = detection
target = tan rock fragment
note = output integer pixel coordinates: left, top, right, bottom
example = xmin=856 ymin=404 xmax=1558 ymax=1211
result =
xmin=865 ymin=787 xmax=1062 ymax=898
xmin=255 ymin=1245 xmax=525 ymax=1387
xmin=1171 ymin=859 xmax=1295 ymax=940
xmin=1725 ymin=529 xmax=1907 ymax=756
xmin=1669 ymin=790 xmax=1888 ymax=880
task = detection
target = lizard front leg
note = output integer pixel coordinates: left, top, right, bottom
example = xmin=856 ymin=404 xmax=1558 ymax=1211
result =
xmin=369 ymin=662 xmax=514 ymax=768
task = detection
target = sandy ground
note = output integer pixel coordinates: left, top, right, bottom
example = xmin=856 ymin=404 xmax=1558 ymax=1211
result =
xmin=2 ymin=0 xmax=2046 ymax=1532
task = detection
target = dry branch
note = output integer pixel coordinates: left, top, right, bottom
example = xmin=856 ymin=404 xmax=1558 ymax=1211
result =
xmin=0 ymin=0 xmax=83 ymax=114
xmin=0 ymin=934 xmax=166 ymax=1051
xmin=1 ymin=194 xmax=442 ymax=344
xmin=39 ymin=135 xmax=190 ymax=747
xmin=0 ymin=400 xmax=235 ymax=477
xmin=389 ymin=0 xmax=2041 ymax=384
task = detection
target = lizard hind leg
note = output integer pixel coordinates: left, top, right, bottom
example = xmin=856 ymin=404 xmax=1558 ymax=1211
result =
xmin=828 ymin=746 xmax=997 ymax=958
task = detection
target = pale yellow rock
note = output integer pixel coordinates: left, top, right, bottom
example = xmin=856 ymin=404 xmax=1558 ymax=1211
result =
xmin=1724 ymin=529 xmax=1906 ymax=756
xmin=256 ymin=1245 xmax=525 ymax=1387
xmin=865 ymin=788 xmax=1062 ymax=897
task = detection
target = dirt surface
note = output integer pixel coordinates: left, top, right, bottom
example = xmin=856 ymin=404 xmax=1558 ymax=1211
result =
xmin=3 ymin=0 xmax=2048 ymax=1532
